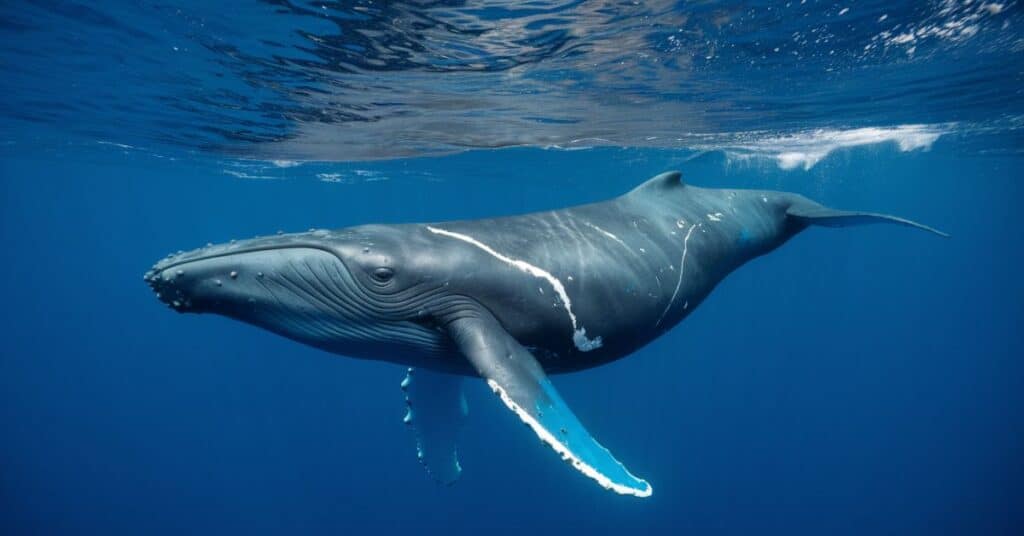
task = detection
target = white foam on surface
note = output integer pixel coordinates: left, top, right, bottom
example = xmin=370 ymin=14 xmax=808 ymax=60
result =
xmin=866 ymin=0 xmax=1009 ymax=56
xmin=721 ymin=124 xmax=947 ymax=170
xmin=96 ymin=141 xmax=136 ymax=150
xmin=222 ymin=169 xmax=278 ymax=180
xmin=486 ymin=379 xmax=652 ymax=498
xmin=317 ymin=172 xmax=344 ymax=183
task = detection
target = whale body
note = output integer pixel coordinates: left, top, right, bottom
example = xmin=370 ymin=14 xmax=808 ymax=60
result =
xmin=146 ymin=171 xmax=946 ymax=497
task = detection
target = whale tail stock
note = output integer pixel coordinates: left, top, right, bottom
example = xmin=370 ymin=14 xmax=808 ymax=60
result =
xmin=786 ymin=196 xmax=949 ymax=238
xmin=626 ymin=171 xmax=948 ymax=239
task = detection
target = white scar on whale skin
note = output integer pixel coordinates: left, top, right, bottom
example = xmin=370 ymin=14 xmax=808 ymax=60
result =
xmin=581 ymin=220 xmax=630 ymax=250
xmin=427 ymin=226 xmax=603 ymax=351
xmin=657 ymin=223 xmax=699 ymax=326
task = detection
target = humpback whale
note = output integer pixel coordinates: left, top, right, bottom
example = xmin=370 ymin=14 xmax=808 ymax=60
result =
xmin=145 ymin=171 xmax=946 ymax=497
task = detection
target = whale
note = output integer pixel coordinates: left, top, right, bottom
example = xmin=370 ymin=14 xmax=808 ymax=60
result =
xmin=145 ymin=171 xmax=946 ymax=497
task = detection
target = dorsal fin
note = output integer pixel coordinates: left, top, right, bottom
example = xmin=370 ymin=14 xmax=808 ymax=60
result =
xmin=626 ymin=171 xmax=684 ymax=197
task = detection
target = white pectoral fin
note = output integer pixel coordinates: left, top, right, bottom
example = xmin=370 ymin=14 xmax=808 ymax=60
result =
xmin=402 ymin=368 xmax=467 ymax=485
xmin=446 ymin=313 xmax=652 ymax=498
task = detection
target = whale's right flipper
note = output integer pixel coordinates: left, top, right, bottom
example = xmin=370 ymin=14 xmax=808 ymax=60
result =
xmin=402 ymin=367 xmax=466 ymax=485
xmin=446 ymin=310 xmax=652 ymax=498
xmin=787 ymin=197 xmax=949 ymax=237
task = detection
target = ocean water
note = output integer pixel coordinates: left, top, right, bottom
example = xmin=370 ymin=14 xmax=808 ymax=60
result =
xmin=1 ymin=1 xmax=1023 ymax=534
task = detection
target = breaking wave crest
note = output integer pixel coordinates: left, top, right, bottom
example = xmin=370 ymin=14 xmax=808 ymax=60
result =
xmin=713 ymin=125 xmax=948 ymax=170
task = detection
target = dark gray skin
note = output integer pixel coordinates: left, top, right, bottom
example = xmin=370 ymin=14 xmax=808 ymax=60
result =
xmin=146 ymin=171 xmax=946 ymax=496
xmin=147 ymin=171 xmax=941 ymax=376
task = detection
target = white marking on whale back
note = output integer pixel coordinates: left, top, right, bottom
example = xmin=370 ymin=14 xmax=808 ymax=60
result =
xmin=426 ymin=226 xmax=603 ymax=352
xmin=486 ymin=379 xmax=652 ymax=498
xmin=581 ymin=220 xmax=631 ymax=250
xmin=707 ymin=212 xmax=723 ymax=222
xmin=657 ymin=223 xmax=699 ymax=326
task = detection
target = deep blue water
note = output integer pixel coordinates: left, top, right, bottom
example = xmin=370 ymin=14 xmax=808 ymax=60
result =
xmin=2 ymin=1 xmax=1023 ymax=534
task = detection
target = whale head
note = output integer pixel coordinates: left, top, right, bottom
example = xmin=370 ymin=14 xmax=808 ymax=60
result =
xmin=145 ymin=226 xmax=458 ymax=364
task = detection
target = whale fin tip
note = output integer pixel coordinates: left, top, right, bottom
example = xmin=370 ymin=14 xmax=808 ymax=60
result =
xmin=787 ymin=198 xmax=949 ymax=238
xmin=447 ymin=310 xmax=652 ymax=498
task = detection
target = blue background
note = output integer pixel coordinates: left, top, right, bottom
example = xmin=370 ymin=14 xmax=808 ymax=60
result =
xmin=2 ymin=142 xmax=1021 ymax=534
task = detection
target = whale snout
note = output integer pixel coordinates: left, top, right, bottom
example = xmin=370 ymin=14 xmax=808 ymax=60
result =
xmin=146 ymin=263 xmax=187 ymax=312
xmin=145 ymin=232 xmax=368 ymax=323
xmin=145 ymin=235 xmax=304 ymax=314
xmin=145 ymin=252 xmax=253 ymax=314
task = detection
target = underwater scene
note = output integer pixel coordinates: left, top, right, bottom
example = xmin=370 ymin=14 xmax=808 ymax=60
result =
xmin=1 ymin=1 xmax=1022 ymax=534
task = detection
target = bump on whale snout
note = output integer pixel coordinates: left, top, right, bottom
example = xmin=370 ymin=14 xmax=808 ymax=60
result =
xmin=145 ymin=261 xmax=220 ymax=314
xmin=145 ymin=264 xmax=190 ymax=313
xmin=144 ymin=247 xmax=256 ymax=314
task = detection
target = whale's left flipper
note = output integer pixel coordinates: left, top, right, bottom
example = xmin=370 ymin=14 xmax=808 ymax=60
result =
xmin=446 ymin=310 xmax=652 ymax=497
xmin=402 ymin=368 xmax=467 ymax=485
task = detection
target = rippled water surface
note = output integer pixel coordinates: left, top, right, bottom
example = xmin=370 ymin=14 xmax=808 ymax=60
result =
xmin=2 ymin=1 xmax=1021 ymax=159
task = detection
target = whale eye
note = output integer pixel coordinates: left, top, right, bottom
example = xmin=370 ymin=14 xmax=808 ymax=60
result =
xmin=371 ymin=267 xmax=394 ymax=282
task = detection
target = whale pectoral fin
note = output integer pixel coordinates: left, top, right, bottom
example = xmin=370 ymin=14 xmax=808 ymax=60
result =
xmin=401 ymin=368 xmax=466 ymax=485
xmin=446 ymin=313 xmax=652 ymax=498
xmin=787 ymin=199 xmax=949 ymax=237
